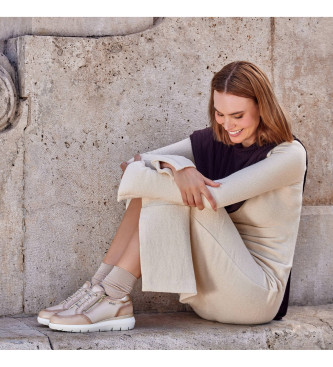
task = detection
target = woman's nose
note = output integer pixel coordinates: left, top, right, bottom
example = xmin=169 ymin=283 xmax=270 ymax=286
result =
xmin=224 ymin=118 xmax=235 ymax=130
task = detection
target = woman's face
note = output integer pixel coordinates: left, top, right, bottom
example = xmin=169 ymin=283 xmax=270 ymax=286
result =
xmin=213 ymin=91 xmax=260 ymax=147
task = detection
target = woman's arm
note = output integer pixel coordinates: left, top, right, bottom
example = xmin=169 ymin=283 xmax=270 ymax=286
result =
xmin=117 ymin=140 xmax=307 ymax=209
xmin=125 ymin=137 xmax=196 ymax=177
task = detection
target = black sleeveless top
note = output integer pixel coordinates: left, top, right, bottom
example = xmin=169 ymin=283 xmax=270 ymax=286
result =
xmin=189 ymin=127 xmax=308 ymax=321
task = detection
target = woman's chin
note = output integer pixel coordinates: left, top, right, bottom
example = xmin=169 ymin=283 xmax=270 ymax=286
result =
xmin=229 ymin=135 xmax=243 ymax=143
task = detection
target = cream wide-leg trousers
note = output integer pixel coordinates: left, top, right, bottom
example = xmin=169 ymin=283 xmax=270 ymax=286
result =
xmin=131 ymin=197 xmax=284 ymax=325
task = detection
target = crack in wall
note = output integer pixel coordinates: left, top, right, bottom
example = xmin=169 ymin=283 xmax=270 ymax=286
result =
xmin=270 ymin=17 xmax=275 ymax=89
xmin=20 ymin=98 xmax=31 ymax=314
xmin=21 ymin=138 xmax=26 ymax=314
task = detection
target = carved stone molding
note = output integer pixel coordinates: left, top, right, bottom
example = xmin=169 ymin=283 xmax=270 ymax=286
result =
xmin=0 ymin=54 xmax=18 ymax=132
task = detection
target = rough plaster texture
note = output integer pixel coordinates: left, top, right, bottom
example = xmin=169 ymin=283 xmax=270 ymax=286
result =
xmin=0 ymin=17 xmax=154 ymax=53
xmin=0 ymin=17 xmax=332 ymax=316
xmin=273 ymin=18 xmax=333 ymax=205
xmin=1 ymin=304 xmax=332 ymax=350
xmin=0 ymin=101 xmax=28 ymax=315
xmin=290 ymin=206 xmax=333 ymax=305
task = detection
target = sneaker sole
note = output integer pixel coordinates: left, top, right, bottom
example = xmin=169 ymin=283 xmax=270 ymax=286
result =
xmin=37 ymin=316 xmax=50 ymax=326
xmin=48 ymin=316 xmax=136 ymax=333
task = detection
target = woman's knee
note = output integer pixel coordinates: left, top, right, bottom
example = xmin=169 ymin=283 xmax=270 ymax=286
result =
xmin=190 ymin=205 xmax=228 ymax=227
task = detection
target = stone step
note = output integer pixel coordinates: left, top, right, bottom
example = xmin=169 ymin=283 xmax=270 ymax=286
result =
xmin=1 ymin=304 xmax=332 ymax=350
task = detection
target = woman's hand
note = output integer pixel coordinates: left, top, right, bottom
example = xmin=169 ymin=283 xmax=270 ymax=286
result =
xmin=120 ymin=154 xmax=141 ymax=178
xmin=161 ymin=162 xmax=221 ymax=211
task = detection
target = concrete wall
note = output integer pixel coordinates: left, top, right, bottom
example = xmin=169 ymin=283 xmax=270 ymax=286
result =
xmin=291 ymin=206 xmax=333 ymax=306
xmin=0 ymin=17 xmax=154 ymax=52
xmin=273 ymin=18 xmax=333 ymax=205
xmin=0 ymin=17 xmax=332 ymax=316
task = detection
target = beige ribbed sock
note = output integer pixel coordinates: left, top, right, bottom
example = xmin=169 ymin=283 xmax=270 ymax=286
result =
xmin=101 ymin=265 xmax=138 ymax=299
xmin=91 ymin=262 xmax=114 ymax=285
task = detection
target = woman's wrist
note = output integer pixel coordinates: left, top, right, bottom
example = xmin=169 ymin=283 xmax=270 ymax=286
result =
xmin=160 ymin=161 xmax=176 ymax=173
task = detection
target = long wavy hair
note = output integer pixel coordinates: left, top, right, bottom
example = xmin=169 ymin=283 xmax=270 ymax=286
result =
xmin=209 ymin=61 xmax=294 ymax=146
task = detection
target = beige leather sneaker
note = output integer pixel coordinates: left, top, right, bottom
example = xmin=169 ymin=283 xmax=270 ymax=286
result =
xmin=48 ymin=284 xmax=135 ymax=332
xmin=37 ymin=281 xmax=92 ymax=326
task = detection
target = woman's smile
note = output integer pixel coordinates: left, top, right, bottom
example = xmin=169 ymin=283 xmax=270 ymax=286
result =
xmin=227 ymin=128 xmax=244 ymax=137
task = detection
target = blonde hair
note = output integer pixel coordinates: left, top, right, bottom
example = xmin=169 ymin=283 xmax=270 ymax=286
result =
xmin=208 ymin=61 xmax=294 ymax=146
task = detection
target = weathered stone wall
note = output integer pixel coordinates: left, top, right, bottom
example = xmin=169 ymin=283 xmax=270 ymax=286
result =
xmin=0 ymin=17 xmax=154 ymax=53
xmin=273 ymin=18 xmax=333 ymax=205
xmin=0 ymin=17 xmax=332 ymax=316
xmin=0 ymin=101 xmax=27 ymax=314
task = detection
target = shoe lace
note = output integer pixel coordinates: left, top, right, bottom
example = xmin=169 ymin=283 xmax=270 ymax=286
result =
xmin=61 ymin=285 xmax=88 ymax=305
xmin=73 ymin=288 xmax=100 ymax=309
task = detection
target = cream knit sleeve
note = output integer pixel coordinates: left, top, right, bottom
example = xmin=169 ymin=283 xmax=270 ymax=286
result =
xmin=118 ymin=140 xmax=307 ymax=209
xmin=125 ymin=137 xmax=196 ymax=178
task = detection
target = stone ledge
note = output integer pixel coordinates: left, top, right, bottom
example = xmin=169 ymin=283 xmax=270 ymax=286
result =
xmin=1 ymin=304 xmax=332 ymax=350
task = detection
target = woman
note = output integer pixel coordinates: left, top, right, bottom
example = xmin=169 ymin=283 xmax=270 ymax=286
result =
xmin=37 ymin=61 xmax=307 ymax=332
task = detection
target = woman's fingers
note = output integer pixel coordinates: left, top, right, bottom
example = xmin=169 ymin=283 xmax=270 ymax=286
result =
xmin=181 ymin=191 xmax=189 ymax=206
xmin=120 ymin=162 xmax=128 ymax=172
xmin=201 ymin=186 xmax=218 ymax=211
xmin=121 ymin=154 xmax=141 ymax=170
xmin=174 ymin=168 xmax=219 ymax=211
xmin=120 ymin=162 xmax=127 ymax=178
xmin=186 ymin=191 xmax=196 ymax=207
xmin=181 ymin=191 xmax=197 ymax=208
xmin=183 ymin=189 xmax=216 ymax=211
xmin=199 ymin=177 xmax=219 ymax=210
xmin=203 ymin=177 xmax=221 ymax=187
xmin=193 ymin=190 xmax=205 ymax=210
xmin=120 ymin=154 xmax=141 ymax=177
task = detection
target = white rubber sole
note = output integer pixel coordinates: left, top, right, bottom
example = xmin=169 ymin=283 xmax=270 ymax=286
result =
xmin=48 ymin=316 xmax=136 ymax=333
xmin=37 ymin=316 xmax=50 ymax=326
